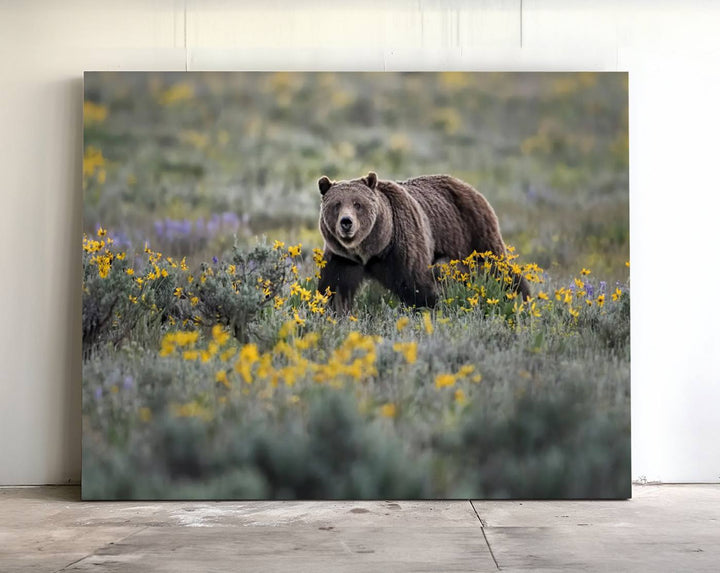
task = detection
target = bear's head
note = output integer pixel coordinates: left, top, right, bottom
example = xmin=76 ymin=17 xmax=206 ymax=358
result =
xmin=318 ymin=172 xmax=387 ymax=256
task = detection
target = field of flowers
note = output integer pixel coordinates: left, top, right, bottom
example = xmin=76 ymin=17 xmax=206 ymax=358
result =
xmin=82 ymin=72 xmax=629 ymax=499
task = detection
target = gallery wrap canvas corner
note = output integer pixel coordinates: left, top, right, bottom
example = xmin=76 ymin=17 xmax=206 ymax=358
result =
xmin=82 ymin=72 xmax=630 ymax=500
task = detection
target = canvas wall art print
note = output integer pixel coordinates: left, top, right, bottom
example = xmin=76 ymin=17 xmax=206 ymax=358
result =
xmin=82 ymin=72 xmax=630 ymax=500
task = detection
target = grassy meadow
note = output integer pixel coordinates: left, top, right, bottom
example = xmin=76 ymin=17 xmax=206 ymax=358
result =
xmin=82 ymin=72 xmax=630 ymax=499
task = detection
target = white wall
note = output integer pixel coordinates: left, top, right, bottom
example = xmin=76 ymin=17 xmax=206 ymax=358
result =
xmin=0 ymin=0 xmax=718 ymax=485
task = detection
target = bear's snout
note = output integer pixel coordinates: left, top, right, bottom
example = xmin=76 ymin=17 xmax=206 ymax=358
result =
xmin=340 ymin=216 xmax=353 ymax=232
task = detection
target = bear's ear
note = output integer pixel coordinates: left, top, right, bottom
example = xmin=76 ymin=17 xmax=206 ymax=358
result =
xmin=318 ymin=176 xmax=333 ymax=195
xmin=363 ymin=171 xmax=378 ymax=190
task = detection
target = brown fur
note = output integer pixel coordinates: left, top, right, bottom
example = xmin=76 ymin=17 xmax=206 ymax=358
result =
xmin=318 ymin=172 xmax=530 ymax=313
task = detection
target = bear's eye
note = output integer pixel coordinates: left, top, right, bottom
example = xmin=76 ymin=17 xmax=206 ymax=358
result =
xmin=353 ymin=202 xmax=361 ymax=210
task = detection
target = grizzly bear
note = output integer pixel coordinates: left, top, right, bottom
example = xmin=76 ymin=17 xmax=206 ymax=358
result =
xmin=318 ymin=172 xmax=530 ymax=313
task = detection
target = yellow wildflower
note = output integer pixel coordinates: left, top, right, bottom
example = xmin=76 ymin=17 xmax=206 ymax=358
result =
xmin=435 ymin=373 xmax=456 ymax=388
xmin=313 ymin=248 xmax=327 ymax=269
xmin=458 ymin=364 xmax=475 ymax=377
xmin=171 ymin=401 xmax=213 ymax=421
xmin=278 ymin=320 xmax=296 ymax=339
xmin=380 ymin=403 xmax=397 ymax=418
xmin=294 ymin=332 xmax=320 ymax=350
xmin=215 ymin=370 xmax=230 ymax=389
xmin=597 ymin=294 xmax=605 ymax=307
xmin=239 ymin=343 xmax=259 ymax=363
xmin=83 ymin=101 xmax=108 ymax=124
xmin=288 ymin=243 xmax=302 ymax=257
xmin=234 ymin=343 xmax=259 ymax=383
xmin=486 ymin=298 xmax=499 ymax=305
xmin=157 ymin=82 xmax=194 ymax=106
xmin=580 ymin=268 xmax=591 ymax=276
xmin=220 ymin=347 xmax=237 ymax=361
xmin=173 ymin=287 xmax=183 ymax=298
xmin=273 ymin=240 xmax=285 ymax=250
xmin=178 ymin=331 xmax=199 ymax=346
xmin=423 ymin=312 xmax=434 ymax=334
xmin=393 ymin=342 xmax=418 ymax=364
xmin=454 ymin=389 xmax=467 ymax=406
xmin=212 ymin=324 xmax=230 ymax=346
xmin=256 ymin=353 xmax=273 ymax=379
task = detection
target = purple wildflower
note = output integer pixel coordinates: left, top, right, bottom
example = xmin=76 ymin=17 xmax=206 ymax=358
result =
xmin=221 ymin=211 xmax=240 ymax=229
xmin=207 ymin=213 xmax=220 ymax=236
xmin=109 ymin=230 xmax=132 ymax=249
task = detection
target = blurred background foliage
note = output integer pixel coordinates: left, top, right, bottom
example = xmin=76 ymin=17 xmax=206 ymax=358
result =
xmin=84 ymin=71 xmax=628 ymax=282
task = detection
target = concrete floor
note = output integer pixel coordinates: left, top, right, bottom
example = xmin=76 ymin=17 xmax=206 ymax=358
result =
xmin=0 ymin=486 xmax=718 ymax=572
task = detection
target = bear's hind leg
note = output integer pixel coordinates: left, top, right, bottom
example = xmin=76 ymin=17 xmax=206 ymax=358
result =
xmin=513 ymin=273 xmax=532 ymax=301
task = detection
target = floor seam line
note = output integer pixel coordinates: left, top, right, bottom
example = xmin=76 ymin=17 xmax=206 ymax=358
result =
xmin=54 ymin=525 xmax=149 ymax=572
xmin=470 ymin=500 xmax=500 ymax=570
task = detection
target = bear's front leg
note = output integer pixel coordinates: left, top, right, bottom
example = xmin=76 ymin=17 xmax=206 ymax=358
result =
xmin=318 ymin=251 xmax=365 ymax=314
xmin=396 ymin=278 xmax=438 ymax=308
xmin=367 ymin=259 xmax=438 ymax=309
